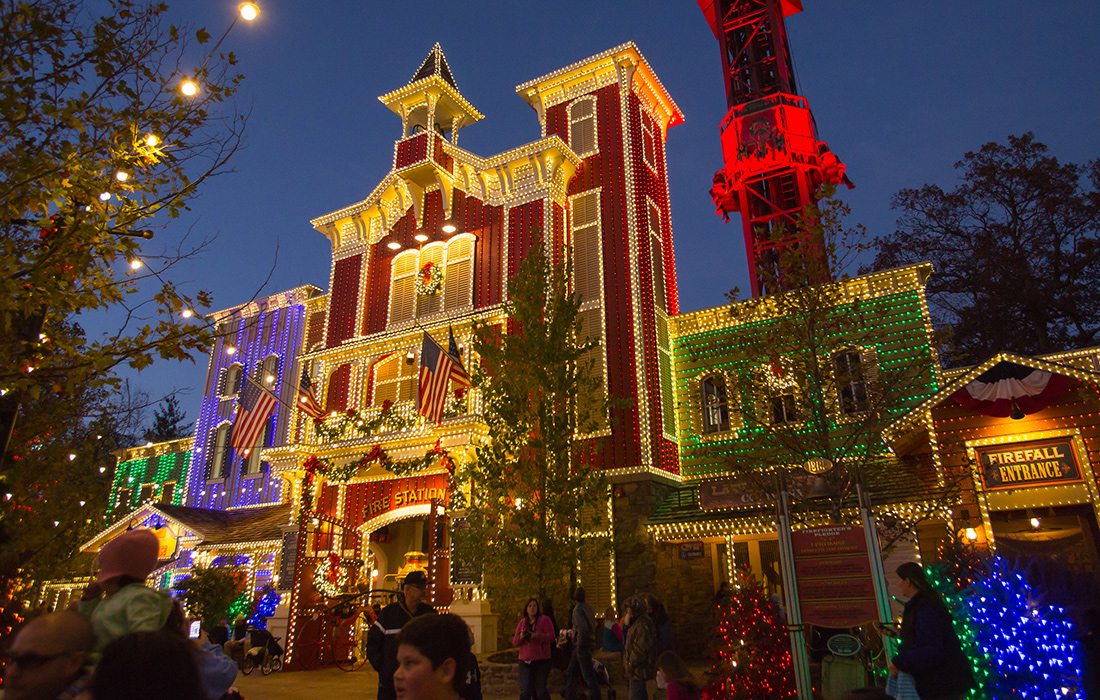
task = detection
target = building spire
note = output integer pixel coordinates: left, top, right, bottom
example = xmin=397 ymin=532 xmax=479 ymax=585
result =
xmin=409 ymin=43 xmax=458 ymax=91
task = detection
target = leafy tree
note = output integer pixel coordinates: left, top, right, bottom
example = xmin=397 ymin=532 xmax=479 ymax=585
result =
xmin=871 ymin=133 xmax=1100 ymax=365
xmin=453 ymin=243 xmax=607 ymax=600
xmin=0 ymin=365 xmax=148 ymax=585
xmin=144 ymin=395 xmax=192 ymax=443
xmin=177 ymin=565 xmax=247 ymax=627
xmin=0 ymin=0 xmax=249 ymax=462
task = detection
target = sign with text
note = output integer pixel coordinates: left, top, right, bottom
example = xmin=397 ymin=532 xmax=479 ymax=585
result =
xmin=345 ymin=473 xmax=450 ymax=529
xmin=976 ymin=438 xmax=1082 ymax=491
xmin=679 ymin=542 xmax=705 ymax=560
xmin=792 ymin=525 xmax=878 ymax=628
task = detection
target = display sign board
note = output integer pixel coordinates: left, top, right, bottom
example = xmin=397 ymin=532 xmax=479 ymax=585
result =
xmin=792 ymin=525 xmax=879 ymax=628
xmin=449 ymin=518 xmax=480 ymax=585
xmin=976 ymin=438 xmax=1082 ymax=491
xmin=699 ymin=470 xmax=823 ymax=511
xmin=679 ymin=542 xmax=705 ymax=560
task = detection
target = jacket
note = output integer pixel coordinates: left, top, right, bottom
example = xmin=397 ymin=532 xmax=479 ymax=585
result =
xmin=893 ymin=591 xmax=973 ymax=698
xmin=80 ymin=584 xmax=173 ymax=655
xmin=571 ymin=600 xmax=597 ymax=651
xmin=513 ymin=614 xmax=555 ymax=662
xmin=623 ymin=613 xmax=657 ymax=681
xmin=365 ymin=599 xmax=436 ymax=690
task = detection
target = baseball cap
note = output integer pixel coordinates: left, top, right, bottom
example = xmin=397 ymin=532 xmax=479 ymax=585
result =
xmin=403 ymin=570 xmax=429 ymax=588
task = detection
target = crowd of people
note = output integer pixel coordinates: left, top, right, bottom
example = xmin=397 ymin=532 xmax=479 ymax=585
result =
xmin=3 ymin=530 xmax=1011 ymax=700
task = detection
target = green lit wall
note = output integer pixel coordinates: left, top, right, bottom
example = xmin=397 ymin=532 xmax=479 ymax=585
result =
xmin=670 ymin=279 xmax=940 ymax=480
xmin=107 ymin=450 xmax=191 ymax=519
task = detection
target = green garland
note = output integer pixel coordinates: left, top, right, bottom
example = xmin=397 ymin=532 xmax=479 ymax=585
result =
xmin=313 ymin=399 xmax=413 ymax=442
xmin=301 ymin=440 xmax=455 ymax=485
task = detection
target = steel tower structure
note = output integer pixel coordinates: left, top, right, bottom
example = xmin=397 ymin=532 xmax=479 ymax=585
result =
xmin=699 ymin=0 xmax=851 ymax=296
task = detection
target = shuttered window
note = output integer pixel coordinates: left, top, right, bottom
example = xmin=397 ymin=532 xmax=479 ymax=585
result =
xmin=656 ymin=313 xmax=675 ymax=437
xmin=569 ymin=97 xmax=597 ymax=156
xmin=372 ymin=354 xmax=418 ymax=406
xmin=210 ymin=424 xmax=232 ymax=479
xmin=641 ymin=112 xmax=657 ymax=170
xmin=647 ymin=200 xmax=666 ymax=313
xmin=388 ymin=236 xmax=476 ymax=329
xmin=572 ymin=192 xmax=602 ymax=306
xmin=444 ymin=236 xmax=474 ymax=312
xmin=389 ymin=252 xmax=418 ymax=326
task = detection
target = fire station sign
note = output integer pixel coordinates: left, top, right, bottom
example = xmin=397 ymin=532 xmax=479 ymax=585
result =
xmin=976 ymin=438 xmax=1082 ymax=491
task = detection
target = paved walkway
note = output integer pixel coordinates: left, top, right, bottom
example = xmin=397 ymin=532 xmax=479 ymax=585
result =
xmin=234 ymin=666 xmax=378 ymax=699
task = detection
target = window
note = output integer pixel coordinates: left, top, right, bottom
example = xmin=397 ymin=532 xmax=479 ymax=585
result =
xmin=641 ymin=112 xmax=657 ymax=170
xmin=834 ymin=350 xmax=869 ymax=414
xmin=244 ymin=425 xmax=268 ymax=474
xmin=568 ymin=97 xmax=597 ymax=156
xmin=388 ymin=235 xmax=476 ymax=328
xmin=372 ymin=354 xmax=418 ymax=407
xmin=209 ymin=423 xmax=232 ymax=479
xmin=571 ymin=190 xmax=606 ymax=430
xmin=770 ymin=393 xmax=799 ymax=425
xmin=647 ymin=200 xmax=666 ymax=312
xmin=139 ymin=484 xmax=156 ymax=503
xmin=222 ymin=363 xmax=244 ymax=396
xmin=259 ymin=354 xmax=280 ymax=390
xmin=701 ymin=375 xmax=731 ymax=434
xmin=160 ymin=482 xmax=176 ymax=504
xmin=116 ymin=487 xmax=133 ymax=510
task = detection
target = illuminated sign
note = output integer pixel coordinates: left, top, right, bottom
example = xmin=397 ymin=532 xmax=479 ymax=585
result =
xmin=976 ymin=438 xmax=1082 ymax=491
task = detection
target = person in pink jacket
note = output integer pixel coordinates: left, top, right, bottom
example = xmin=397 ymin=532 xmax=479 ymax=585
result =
xmin=513 ymin=598 xmax=555 ymax=700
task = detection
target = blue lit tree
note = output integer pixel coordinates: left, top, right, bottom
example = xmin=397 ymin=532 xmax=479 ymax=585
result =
xmin=964 ymin=557 xmax=1084 ymax=698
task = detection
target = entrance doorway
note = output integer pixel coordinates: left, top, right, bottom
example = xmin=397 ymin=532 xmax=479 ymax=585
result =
xmin=366 ymin=516 xmax=431 ymax=596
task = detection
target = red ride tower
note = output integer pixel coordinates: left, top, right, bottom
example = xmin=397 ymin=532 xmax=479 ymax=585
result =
xmin=699 ymin=0 xmax=851 ymax=296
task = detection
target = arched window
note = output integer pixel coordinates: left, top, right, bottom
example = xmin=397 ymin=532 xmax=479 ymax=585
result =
xmin=209 ymin=423 xmax=232 ymax=479
xmin=388 ymin=236 xmax=476 ymax=328
xmin=222 ymin=363 xmax=244 ymax=396
xmin=326 ymin=364 xmax=352 ymax=413
xmin=244 ymin=424 xmax=268 ymax=474
xmin=568 ymin=97 xmax=597 ymax=156
xmin=259 ymin=354 xmax=280 ymax=390
xmin=834 ymin=350 xmax=869 ymax=414
xmin=701 ymin=375 xmax=731 ymax=434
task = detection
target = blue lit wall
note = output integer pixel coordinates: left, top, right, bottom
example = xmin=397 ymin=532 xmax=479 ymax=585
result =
xmin=184 ymin=288 xmax=318 ymax=510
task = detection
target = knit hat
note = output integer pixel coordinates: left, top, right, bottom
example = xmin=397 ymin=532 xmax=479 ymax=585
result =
xmin=403 ymin=570 xmax=429 ymax=588
xmin=97 ymin=528 xmax=160 ymax=583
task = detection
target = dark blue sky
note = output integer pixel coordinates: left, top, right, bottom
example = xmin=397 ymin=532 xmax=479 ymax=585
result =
xmin=129 ymin=0 xmax=1100 ymax=420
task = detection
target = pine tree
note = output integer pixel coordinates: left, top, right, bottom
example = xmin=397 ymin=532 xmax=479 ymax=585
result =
xmin=143 ymin=395 xmax=192 ymax=443
xmin=707 ymin=571 xmax=797 ymax=699
xmin=964 ymin=557 xmax=1084 ymax=698
xmin=453 ymin=242 xmax=607 ymax=599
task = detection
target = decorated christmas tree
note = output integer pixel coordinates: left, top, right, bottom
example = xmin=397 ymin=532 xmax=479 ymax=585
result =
xmin=706 ymin=571 xmax=797 ymax=699
xmin=927 ymin=540 xmax=993 ymax=698
xmin=963 ymin=557 xmax=1084 ymax=698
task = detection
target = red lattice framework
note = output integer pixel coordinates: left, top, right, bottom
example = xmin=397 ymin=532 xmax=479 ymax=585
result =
xmin=700 ymin=0 xmax=852 ymax=297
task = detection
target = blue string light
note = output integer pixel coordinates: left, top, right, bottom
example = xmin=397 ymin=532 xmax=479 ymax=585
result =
xmin=247 ymin=588 xmax=281 ymax=629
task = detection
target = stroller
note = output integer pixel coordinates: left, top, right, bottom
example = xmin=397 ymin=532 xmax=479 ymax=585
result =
xmin=241 ymin=627 xmax=284 ymax=676
xmin=591 ymin=657 xmax=617 ymax=700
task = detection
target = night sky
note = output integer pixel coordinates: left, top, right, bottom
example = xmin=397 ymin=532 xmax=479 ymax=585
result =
xmin=123 ymin=0 xmax=1100 ymax=420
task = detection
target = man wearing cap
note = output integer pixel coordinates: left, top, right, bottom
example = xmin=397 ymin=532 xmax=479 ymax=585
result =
xmin=366 ymin=570 xmax=437 ymax=700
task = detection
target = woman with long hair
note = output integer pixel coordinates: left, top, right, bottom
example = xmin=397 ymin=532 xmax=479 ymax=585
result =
xmin=888 ymin=562 xmax=974 ymax=700
xmin=513 ymin=597 xmax=554 ymax=700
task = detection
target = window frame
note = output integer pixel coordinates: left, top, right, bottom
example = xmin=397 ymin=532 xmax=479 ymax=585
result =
xmin=209 ymin=422 xmax=233 ymax=479
xmin=221 ymin=363 xmax=245 ymax=397
xmin=833 ymin=348 xmax=871 ymax=416
xmin=700 ymin=374 xmax=732 ymax=435
xmin=640 ymin=111 xmax=658 ymax=171
xmin=387 ymin=235 xmax=476 ymax=330
xmin=568 ymin=96 xmax=599 ymax=158
xmin=569 ymin=188 xmax=609 ymax=435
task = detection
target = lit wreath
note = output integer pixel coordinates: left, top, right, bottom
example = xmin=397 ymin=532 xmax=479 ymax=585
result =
xmin=415 ymin=261 xmax=443 ymax=296
xmin=313 ymin=553 xmax=348 ymax=598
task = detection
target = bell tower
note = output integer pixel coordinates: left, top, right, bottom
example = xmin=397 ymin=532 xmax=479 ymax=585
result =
xmin=699 ymin=0 xmax=852 ymax=296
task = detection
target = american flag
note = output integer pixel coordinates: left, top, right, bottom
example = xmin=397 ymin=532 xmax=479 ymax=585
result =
xmin=231 ymin=377 xmax=278 ymax=457
xmin=297 ymin=369 xmax=327 ymax=420
xmin=417 ymin=329 xmax=470 ymax=425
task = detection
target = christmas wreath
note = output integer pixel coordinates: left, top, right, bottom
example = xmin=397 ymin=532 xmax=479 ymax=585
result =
xmin=415 ymin=261 xmax=443 ymax=296
xmin=313 ymin=399 xmax=412 ymax=442
xmin=313 ymin=553 xmax=348 ymax=598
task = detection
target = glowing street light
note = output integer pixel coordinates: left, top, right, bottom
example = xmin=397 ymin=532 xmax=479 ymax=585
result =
xmin=129 ymin=258 xmax=143 ymax=270
xmin=238 ymin=2 xmax=260 ymax=21
xmin=179 ymin=78 xmax=199 ymax=97
xmin=181 ymin=308 xmax=194 ymax=319
xmin=115 ymin=170 xmax=130 ymax=182
xmin=144 ymin=133 xmax=161 ymax=148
